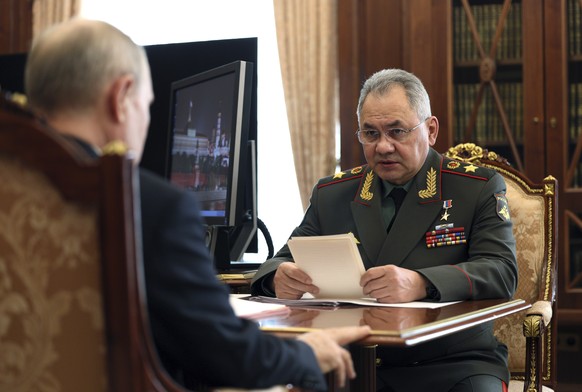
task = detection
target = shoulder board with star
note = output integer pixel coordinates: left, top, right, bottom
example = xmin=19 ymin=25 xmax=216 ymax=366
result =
xmin=441 ymin=156 xmax=495 ymax=181
xmin=317 ymin=165 xmax=367 ymax=189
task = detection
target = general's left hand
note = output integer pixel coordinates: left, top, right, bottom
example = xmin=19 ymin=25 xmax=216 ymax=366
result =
xmin=360 ymin=265 xmax=427 ymax=303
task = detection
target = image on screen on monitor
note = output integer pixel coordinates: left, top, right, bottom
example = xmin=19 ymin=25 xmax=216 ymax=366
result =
xmin=167 ymin=61 xmax=251 ymax=225
xmin=166 ymin=60 xmax=258 ymax=267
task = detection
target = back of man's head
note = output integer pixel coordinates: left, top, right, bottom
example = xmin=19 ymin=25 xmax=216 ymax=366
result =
xmin=25 ymin=18 xmax=147 ymax=117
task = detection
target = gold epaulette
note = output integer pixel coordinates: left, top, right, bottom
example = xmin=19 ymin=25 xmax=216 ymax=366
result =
xmin=318 ymin=165 xmax=367 ymax=189
xmin=441 ymin=156 xmax=493 ymax=180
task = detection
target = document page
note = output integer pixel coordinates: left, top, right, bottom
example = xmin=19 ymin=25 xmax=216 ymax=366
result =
xmin=248 ymin=295 xmax=460 ymax=309
xmin=287 ymin=233 xmax=366 ymax=299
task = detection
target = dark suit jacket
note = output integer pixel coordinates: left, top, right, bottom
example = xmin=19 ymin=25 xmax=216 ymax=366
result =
xmin=67 ymin=137 xmax=326 ymax=390
xmin=252 ymin=148 xmax=518 ymax=391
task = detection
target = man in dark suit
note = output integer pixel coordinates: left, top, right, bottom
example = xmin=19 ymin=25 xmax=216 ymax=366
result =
xmin=251 ymin=69 xmax=518 ymax=392
xmin=23 ymin=18 xmax=370 ymax=391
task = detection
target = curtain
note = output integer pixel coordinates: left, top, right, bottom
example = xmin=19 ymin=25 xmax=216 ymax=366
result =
xmin=273 ymin=0 xmax=338 ymax=210
xmin=32 ymin=0 xmax=80 ymax=39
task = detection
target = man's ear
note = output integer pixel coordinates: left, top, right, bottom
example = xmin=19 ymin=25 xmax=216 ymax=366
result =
xmin=106 ymin=75 xmax=134 ymax=124
xmin=427 ymin=115 xmax=439 ymax=146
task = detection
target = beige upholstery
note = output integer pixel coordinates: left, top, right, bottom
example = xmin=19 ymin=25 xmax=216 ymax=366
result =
xmin=445 ymin=144 xmax=558 ymax=392
xmin=0 ymin=156 xmax=108 ymax=392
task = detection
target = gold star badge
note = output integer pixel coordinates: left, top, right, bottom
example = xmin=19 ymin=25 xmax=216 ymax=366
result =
xmin=464 ymin=164 xmax=478 ymax=173
xmin=333 ymin=171 xmax=345 ymax=179
xmin=440 ymin=210 xmax=450 ymax=221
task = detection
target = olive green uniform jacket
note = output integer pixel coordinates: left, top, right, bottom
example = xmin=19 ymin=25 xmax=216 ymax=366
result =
xmin=252 ymin=148 xmax=518 ymax=391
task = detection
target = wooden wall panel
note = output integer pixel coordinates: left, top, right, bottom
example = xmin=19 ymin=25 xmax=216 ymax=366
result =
xmin=338 ymin=0 xmax=405 ymax=170
xmin=337 ymin=0 xmax=452 ymax=169
xmin=403 ymin=0 xmax=453 ymax=154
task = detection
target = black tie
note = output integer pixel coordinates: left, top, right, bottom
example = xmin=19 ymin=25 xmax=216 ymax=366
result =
xmin=387 ymin=188 xmax=407 ymax=232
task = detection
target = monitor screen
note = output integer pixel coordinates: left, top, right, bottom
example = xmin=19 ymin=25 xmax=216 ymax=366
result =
xmin=167 ymin=61 xmax=252 ymax=226
xmin=166 ymin=61 xmax=257 ymax=267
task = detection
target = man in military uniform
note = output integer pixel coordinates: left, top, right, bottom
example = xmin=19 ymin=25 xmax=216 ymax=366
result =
xmin=251 ymin=69 xmax=518 ymax=392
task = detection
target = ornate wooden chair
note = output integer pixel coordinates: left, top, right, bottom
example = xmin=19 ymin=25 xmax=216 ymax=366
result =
xmin=0 ymin=94 xmax=186 ymax=392
xmin=445 ymin=143 xmax=558 ymax=392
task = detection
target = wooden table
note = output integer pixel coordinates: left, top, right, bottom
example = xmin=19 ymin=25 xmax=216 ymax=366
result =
xmin=255 ymin=299 xmax=530 ymax=391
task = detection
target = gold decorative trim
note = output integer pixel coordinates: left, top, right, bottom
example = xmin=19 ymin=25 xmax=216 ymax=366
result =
xmin=101 ymin=140 xmax=128 ymax=156
xmin=526 ymin=338 xmax=538 ymax=391
xmin=360 ymin=172 xmax=374 ymax=201
xmin=8 ymin=92 xmax=28 ymax=106
xmin=418 ymin=167 xmax=437 ymax=199
xmin=545 ymin=197 xmax=553 ymax=302
xmin=545 ymin=324 xmax=552 ymax=381
xmin=481 ymin=164 xmax=543 ymax=195
xmin=523 ymin=315 xmax=542 ymax=338
xmin=543 ymin=176 xmax=555 ymax=196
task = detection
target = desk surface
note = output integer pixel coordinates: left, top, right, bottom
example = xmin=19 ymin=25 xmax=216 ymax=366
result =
xmin=257 ymin=298 xmax=530 ymax=346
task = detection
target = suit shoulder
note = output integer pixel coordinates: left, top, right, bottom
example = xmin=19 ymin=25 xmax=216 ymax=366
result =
xmin=441 ymin=156 xmax=497 ymax=181
xmin=317 ymin=165 xmax=367 ymax=189
xmin=139 ymin=168 xmax=191 ymax=206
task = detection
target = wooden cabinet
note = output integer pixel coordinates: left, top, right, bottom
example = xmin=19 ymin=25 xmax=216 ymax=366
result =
xmin=338 ymin=0 xmax=582 ymax=376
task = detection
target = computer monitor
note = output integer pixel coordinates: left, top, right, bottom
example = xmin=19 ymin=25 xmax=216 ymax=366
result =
xmin=165 ymin=60 xmax=257 ymax=270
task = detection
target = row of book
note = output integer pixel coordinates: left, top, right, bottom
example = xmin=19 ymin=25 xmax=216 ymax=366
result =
xmin=569 ymin=83 xmax=582 ymax=144
xmin=453 ymin=82 xmax=523 ymax=145
xmin=453 ymin=81 xmax=582 ymax=188
xmin=568 ymin=0 xmax=582 ymax=58
xmin=453 ymin=2 xmax=522 ymax=63
xmin=453 ymin=0 xmax=582 ymax=62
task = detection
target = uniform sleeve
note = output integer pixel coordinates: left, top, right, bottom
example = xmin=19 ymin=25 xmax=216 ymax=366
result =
xmin=418 ymin=173 xmax=518 ymax=301
xmin=140 ymin=174 xmax=326 ymax=390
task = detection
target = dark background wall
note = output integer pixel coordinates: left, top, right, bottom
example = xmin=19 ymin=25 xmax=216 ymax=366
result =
xmin=0 ymin=37 xmax=258 ymax=177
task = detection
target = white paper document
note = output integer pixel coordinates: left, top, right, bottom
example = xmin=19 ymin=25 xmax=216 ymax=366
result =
xmin=287 ymin=233 xmax=366 ymax=299
xmin=249 ymin=295 xmax=459 ymax=309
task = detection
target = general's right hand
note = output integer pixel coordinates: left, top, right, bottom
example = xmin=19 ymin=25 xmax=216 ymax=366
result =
xmin=273 ymin=262 xmax=319 ymax=299
xmin=298 ymin=326 xmax=371 ymax=387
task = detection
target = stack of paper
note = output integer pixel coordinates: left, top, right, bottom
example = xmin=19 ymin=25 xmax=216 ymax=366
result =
xmin=287 ymin=233 xmax=366 ymax=299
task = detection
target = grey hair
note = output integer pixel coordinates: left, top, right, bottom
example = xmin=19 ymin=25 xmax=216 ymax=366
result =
xmin=356 ymin=69 xmax=431 ymax=123
xmin=25 ymin=19 xmax=147 ymax=115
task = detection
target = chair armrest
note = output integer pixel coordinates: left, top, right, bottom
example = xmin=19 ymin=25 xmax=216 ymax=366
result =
xmin=525 ymin=300 xmax=552 ymax=330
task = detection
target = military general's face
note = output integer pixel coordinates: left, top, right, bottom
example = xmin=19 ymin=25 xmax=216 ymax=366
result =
xmin=359 ymin=86 xmax=438 ymax=185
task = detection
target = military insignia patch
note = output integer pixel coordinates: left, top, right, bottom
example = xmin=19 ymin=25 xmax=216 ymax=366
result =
xmin=351 ymin=166 xmax=363 ymax=175
xmin=495 ymin=192 xmax=511 ymax=221
xmin=418 ymin=167 xmax=437 ymax=199
xmin=447 ymin=161 xmax=461 ymax=169
xmin=360 ymin=171 xmax=374 ymax=201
